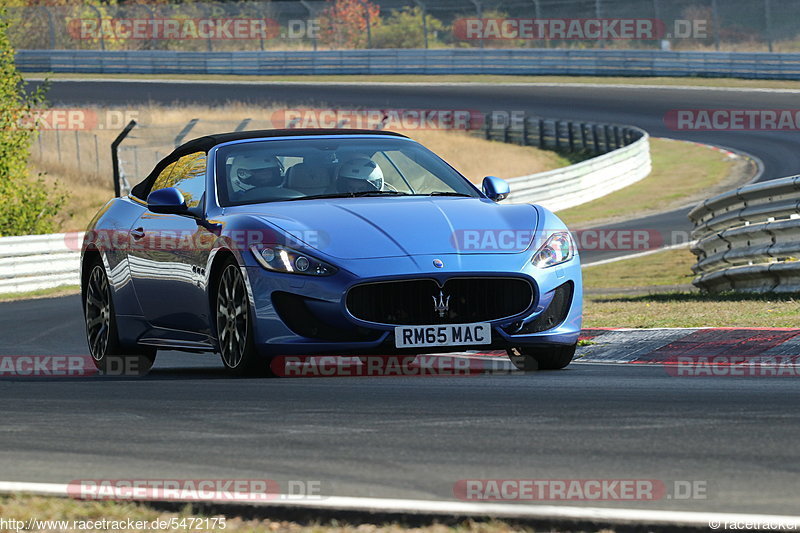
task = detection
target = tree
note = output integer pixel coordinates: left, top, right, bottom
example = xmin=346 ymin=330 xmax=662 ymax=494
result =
xmin=0 ymin=5 xmax=64 ymax=236
xmin=372 ymin=6 xmax=445 ymax=49
xmin=318 ymin=0 xmax=381 ymax=49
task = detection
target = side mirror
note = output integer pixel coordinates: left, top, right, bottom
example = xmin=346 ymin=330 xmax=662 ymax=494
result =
xmin=147 ymin=187 xmax=188 ymax=214
xmin=482 ymin=176 xmax=510 ymax=202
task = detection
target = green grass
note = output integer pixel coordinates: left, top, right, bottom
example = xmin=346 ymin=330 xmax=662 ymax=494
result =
xmin=558 ymin=138 xmax=740 ymax=228
xmin=583 ymin=248 xmax=696 ymax=290
xmin=23 ymin=72 xmax=800 ymax=90
xmin=0 ymin=285 xmax=79 ymax=302
xmin=581 ymin=248 xmax=800 ymax=328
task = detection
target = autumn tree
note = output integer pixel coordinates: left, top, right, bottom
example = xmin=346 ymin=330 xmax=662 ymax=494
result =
xmin=319 ymin=0 xmax=381 ymax=49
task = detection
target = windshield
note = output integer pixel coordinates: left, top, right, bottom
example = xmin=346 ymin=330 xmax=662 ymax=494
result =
xmin=215 ymin=137 xmax=480 ymax=206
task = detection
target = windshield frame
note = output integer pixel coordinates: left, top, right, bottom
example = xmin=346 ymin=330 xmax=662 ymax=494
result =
xmin=207 ymin=134 xmax=484 ymax=212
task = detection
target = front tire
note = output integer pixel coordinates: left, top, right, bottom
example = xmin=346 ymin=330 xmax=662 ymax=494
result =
xmin=507 ymin=344 xmax=576 ymax=371
xmin=84 ymin=261 xmax=156 ymax=375
xmin=215 ymin=260 xmax=266 ymax=377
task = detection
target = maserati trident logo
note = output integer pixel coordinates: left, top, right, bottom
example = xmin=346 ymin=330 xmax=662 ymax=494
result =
xmin=433 ymin=291 xmax=450 ymax=318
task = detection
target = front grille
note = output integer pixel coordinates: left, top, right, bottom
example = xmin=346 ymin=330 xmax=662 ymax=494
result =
xmin=346 ymin=277 xmax=534 ymax=325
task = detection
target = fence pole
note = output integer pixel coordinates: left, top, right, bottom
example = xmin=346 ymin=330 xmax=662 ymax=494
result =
xmin=111 ymin=120 xmax=137 ymax=197
xmin=234 ymin=118 xmax=252 ymax=132
xmin=74 ymin=130 xmax=81 ymax=171
xmin=712 ymin=0 xmax=721 ymax=51
xmin=300 ymin=0 xmax=318 ymax=51
xmin=357 ymin=0 xmax=372 ymax=48
xmin=764 ymin=0 xmax=773 ymax=52
xmin=174 ymin=118 xmax=199 ymax=147
xmin=595 ymin=0 xmax=604 ymax=49
xmin=470 ymin=0 xmax=483 ymax=49
xmin=414 ymin=0 xmax=429 ymax=49
xmin=592 ymin=124 xmax=600 ymax=152
xmin=94 ymin=134 xmax=100 ymax=176
xmin=55 ymin=129 xmax=62 ymax=163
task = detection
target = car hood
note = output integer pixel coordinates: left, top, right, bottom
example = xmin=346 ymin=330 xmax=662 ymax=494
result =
xmin=228 ymin=197 xmax=538 ymax=259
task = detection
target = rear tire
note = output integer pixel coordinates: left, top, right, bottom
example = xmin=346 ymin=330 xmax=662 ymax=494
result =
xmin=507 ymin=344 xmax=576 ymax=371
xmin=84 ymin=261 xmax=156 ymax=376
xmin=214 ymin=259 xmax=269 ymax=377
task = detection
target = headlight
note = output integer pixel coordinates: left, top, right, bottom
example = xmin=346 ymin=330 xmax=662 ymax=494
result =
xmin=250 ymin=245 xmax=337 ymax=276
xmin=532 ymin=232 xmax=575 ymax=268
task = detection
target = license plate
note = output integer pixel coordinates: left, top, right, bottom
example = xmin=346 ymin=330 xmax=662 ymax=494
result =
xmin=394 ymin=323 xmax=491 ymax=348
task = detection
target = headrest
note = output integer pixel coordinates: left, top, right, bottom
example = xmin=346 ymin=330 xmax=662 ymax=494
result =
xmin=286 ymin=163 xmax=330 ymax=190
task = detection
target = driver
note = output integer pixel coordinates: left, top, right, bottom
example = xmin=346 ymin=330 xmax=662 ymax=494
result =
xmin=336 ymin=157 xmax=384 ymax=193
xmin=229 ymin=153 xmax=282 ymax=197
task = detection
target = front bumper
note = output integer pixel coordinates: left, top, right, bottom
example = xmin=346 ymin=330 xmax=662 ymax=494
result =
xmin=243 ymin=253 xmax=582 ymax=357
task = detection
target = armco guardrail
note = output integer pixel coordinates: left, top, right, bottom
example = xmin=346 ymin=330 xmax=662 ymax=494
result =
xmin=0 ymin=117 xmax=650 ymax=294
xmin=0 ymin=233 xmax=83 ymax=294
xmin=689 ymin=175 xmax=800 ymax=293
xmin=15 ymin=48 xmax=800 ymax=79
xmin=488 ymin=119 xmax=649 ymax=211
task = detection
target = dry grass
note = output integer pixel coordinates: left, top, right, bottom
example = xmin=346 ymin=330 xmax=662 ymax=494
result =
xmin=405 ymin=130 xmax=570 ymax=183
xmin=0 ymin=494 xmax=538 ymax=533
xmin=30 ymin=104 xmax=569 ymax=232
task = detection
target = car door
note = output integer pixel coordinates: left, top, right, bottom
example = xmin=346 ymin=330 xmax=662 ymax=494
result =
xmin=127 ymin=152 xmax=215 ymax=334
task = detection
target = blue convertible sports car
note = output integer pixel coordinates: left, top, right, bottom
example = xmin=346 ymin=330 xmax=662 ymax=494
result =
xmin=81 ymin=129 xmax=582 ymax=376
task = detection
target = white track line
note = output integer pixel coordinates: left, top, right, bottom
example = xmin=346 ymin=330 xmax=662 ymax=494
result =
xmin=0 ymin=481 xmax=798 ymax=528
xmin=581 ymin=241 xmax=695 ymax=268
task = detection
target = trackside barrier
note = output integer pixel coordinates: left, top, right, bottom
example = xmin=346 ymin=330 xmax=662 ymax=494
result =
xmin=15 ymin=49 xmax=800 ymax=80
xmin=489 ymin=119 xmax=650 ymax=211
xmin=689 ymin=175 xmax=800 ymax=292
xmin=0 ymin=233 xmax=83 ymax=293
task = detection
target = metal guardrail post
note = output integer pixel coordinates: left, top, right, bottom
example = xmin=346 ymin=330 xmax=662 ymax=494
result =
xmin=567 ymin=124 xmax=575 ymax=152
xmin=111 ymin=120 xmax=137 ymax=198
xmin=537 ymin=119 xmax=545 ymax=149
xmin=580 ymin=123 xmax=588 ymax=151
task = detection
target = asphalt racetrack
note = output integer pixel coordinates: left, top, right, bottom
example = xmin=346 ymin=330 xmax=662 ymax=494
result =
xmin=4 ymin=80 xmax=800 ymax=517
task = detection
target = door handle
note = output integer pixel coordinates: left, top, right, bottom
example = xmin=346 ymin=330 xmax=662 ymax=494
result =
xmin=130 ymin=227 xmax=145 ymax=240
